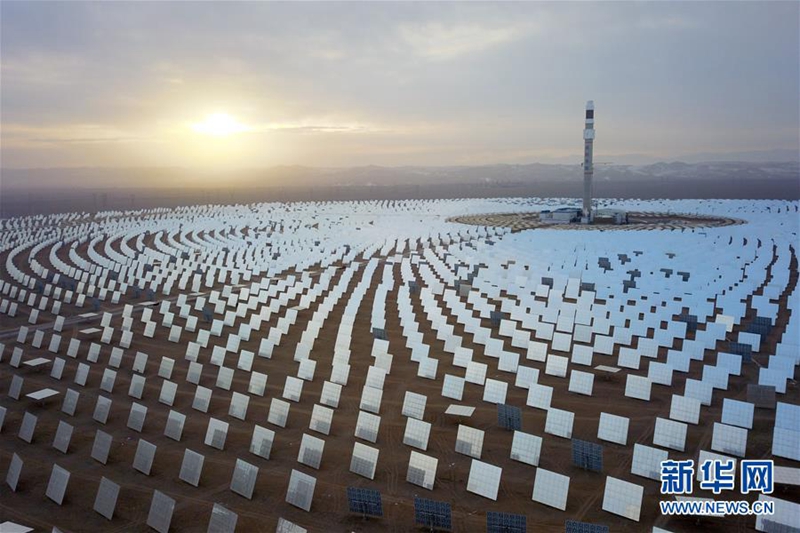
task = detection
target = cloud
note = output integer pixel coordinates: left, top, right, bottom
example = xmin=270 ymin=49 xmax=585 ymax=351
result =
xmin=635 ymin=15 xmax=699 ymax=31
xmin=254 ymin=122 xmax=382 ymax=134
xmin=397 ymin=20 xmax=537 ymax=61
xmin=29 ymin=136 xmax=145 ymax=144
xmin=1 ymin=54 xmax=86 ymax=86
xmin=1 ymin=123 xmax=156 ymax=148
xmin=0 ymin=2 xmax=796 ymax=168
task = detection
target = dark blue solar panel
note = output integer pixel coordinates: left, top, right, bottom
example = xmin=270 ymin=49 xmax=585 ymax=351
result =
xmin=571 ymin=439 xmax=603 ymax=472
xmin=486 ymin=511 xmax=526 ymax=533
xmin=414 ymin=497 xmax=452 ymax=531
xmin=565 ymin=520 xmax=609 ymax=533
xmin=490 ymin=311 xmax=503 ymax=327
xmin=728 ymin=342 xmax=752 ymax=362
xmin=752 ymin=316 xmax=773 ymax=327
xmin=347 ymin=487 xmax=383 ymax=518
xmin=747 ymin=384 xmax=776 ymax=408
xmin=372 ymin=328 xmax=388 ymax=340
xmin=677 ymin=314 xmax=699 ymax=333
xmin=497 ymin=404 xmax=522 ymax=431
xmin=746 ymin=323 xmax=771 ymax=338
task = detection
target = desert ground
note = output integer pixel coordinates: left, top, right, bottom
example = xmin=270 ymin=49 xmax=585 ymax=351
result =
xmin=0 ymin=197 xmax=797 ymax=532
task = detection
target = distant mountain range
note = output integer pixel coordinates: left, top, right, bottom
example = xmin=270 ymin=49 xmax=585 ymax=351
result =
xmin=2 ymin=160 xmax=797 ymax=190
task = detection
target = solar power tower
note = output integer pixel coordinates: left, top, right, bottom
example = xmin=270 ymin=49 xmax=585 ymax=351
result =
xmin=582 ymin=100 xmax=595 ymax=222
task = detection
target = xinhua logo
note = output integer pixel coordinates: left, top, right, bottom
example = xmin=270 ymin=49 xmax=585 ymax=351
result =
xmin=658 ymin=459 xmax=775 ymax=517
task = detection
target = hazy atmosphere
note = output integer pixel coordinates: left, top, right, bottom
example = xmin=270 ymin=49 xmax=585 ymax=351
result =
xmin=2 ymin=1 xmax=798 ymax=174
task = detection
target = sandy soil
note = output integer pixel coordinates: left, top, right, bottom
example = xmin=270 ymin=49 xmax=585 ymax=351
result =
xmin=0 ymin=234 xmax=798 ymax=532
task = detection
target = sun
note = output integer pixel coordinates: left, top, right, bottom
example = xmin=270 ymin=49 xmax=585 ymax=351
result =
xmin=191 ymin=112 xmax=250 ymax=136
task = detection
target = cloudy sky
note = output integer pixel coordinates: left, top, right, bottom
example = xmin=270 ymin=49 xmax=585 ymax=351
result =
xmin=1 ymin=1 xmax=798 ymax=169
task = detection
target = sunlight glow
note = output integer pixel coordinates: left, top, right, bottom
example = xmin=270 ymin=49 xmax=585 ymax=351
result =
xmin=191 ymin=113 xmax=250 ymax=136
